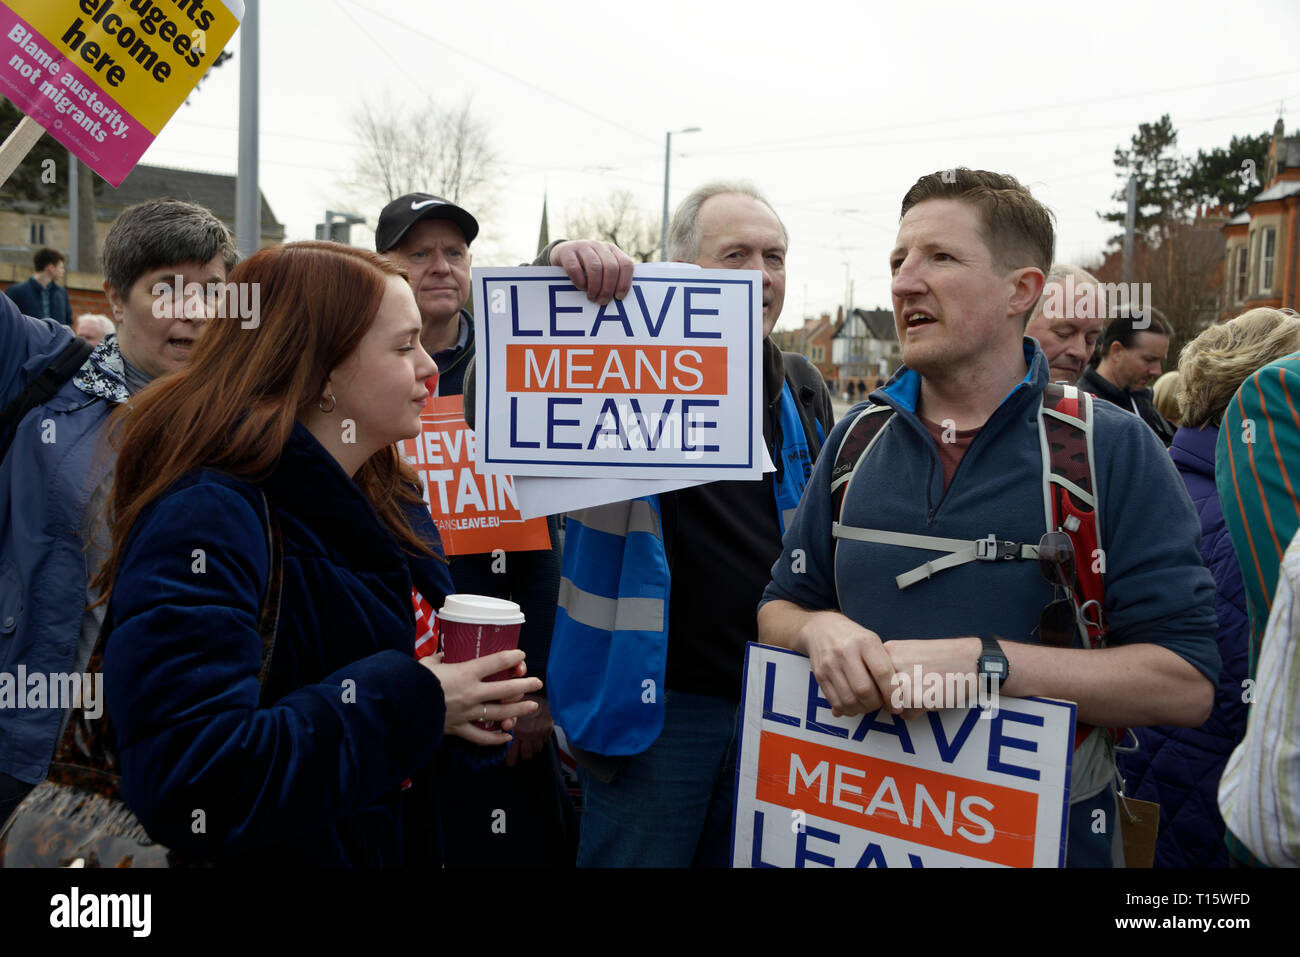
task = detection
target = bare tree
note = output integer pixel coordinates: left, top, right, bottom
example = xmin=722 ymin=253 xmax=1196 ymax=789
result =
xmin=1089 ymin=213 xmax=1227 ymax=359
xmin=346 ymin=94 xmax=499 ymax=221
xmin=564 ymin=190 xmax=660 ymax=261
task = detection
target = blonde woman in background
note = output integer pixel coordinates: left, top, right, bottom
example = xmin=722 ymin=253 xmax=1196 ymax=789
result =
xmin=1152 ymin=370 xmax=1182 ymax=427
xmin=1119 ymin=307 xmax=1300 ymax=867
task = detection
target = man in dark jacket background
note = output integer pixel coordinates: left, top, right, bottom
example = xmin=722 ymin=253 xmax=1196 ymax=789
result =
xmin=5 ymin=248 xmax=71 ymax=328
xmin=1077 ymin=309 xmax=1177 ymax=445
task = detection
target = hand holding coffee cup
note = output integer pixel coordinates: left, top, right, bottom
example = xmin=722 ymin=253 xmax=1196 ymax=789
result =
xmin=437 ymin=595 xmax=526 ymax=679
xmin=432 ymin=595 xmax=537 ymax=736
xmin=422 ymin=649 xmax=541 ymax=747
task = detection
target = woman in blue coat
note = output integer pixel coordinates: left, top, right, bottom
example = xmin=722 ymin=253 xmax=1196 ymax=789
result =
xmin=92 ymin=242 xmax=541 ymax=865
xmin=1118 ymin=308 xmax=1300 ymax=867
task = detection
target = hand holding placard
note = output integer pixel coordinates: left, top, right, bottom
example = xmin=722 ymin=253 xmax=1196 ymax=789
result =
xmin=472 ymin=265 xmax=764 ymax=481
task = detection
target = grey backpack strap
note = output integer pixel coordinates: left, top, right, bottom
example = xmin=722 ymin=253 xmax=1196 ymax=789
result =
xmin=833 ymin=526 xmax=1039 ymax=589
xmin=829 ymin=404 xmax=894 ymax=608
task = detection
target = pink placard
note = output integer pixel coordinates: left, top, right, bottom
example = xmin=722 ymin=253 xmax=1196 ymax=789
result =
xmin=1 ymin=6 xmax=156 ymax=186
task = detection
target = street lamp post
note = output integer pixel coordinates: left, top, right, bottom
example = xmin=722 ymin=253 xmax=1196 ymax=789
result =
xmin=235 ymin=0 xmax=260 ymax=259
xmin=660 ymin=126 xmax=701 ymax=260
xmin=316 ymin=210 xmax=367 ymax=244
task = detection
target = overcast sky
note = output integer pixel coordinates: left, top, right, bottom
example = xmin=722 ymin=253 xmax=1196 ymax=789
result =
xmin=140 ymin=0 xmax=1300 ymax=331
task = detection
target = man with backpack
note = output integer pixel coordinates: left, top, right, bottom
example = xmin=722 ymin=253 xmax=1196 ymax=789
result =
xmin=0 ymin=200 xmax=237 ymax=827
xmin=758 ymin=169 xmax=1219 ymax=866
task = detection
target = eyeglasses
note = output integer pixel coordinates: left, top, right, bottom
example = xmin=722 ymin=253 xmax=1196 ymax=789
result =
xmin=1036 ymin=531 xmax=1086 ymax=648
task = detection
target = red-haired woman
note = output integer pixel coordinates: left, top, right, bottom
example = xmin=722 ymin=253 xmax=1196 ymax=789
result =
xmin=92 ymin=241 xmax=540 ymax=865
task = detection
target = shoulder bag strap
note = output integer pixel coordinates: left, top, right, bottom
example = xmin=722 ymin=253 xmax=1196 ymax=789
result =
xmin=0 ymin=337 xmax=94 ymax=463
xmin=52 ymin=487 xmax=284 ymax=769
xmin=254 ymin=489 xmax=284 ymax=703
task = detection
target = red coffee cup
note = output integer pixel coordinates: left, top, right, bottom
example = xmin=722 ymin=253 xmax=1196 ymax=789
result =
xmin=436 ymin=595 xmax=526 ymax=729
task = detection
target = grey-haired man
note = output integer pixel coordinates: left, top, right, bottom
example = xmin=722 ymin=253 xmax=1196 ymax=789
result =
xmin=548 ymin=182 xmax=833 ymax=867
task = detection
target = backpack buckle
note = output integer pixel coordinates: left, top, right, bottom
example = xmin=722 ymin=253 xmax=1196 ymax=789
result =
xmin=975 ymin=534 xmax=1019 ymax=561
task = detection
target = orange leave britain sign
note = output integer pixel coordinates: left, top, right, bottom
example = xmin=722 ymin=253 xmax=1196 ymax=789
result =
xmin=400 ymin=394 xmax=550 ymax=557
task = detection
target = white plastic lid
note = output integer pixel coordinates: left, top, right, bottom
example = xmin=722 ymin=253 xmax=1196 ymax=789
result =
xmin=437 ymin=593 xmax=525 ymax=626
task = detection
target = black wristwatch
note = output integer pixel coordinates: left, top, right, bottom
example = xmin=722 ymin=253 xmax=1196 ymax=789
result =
xmin=977 ymin=634 xmax=1010 ymax=684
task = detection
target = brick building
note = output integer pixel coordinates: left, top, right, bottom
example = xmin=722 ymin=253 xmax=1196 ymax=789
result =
xmin=2 ymin=163 xmax=284 ymax=317
xmin=1222 ymin=117 xmax=1300 ymax=316
xmin=773 ymin=312 xmax=837 ymax=390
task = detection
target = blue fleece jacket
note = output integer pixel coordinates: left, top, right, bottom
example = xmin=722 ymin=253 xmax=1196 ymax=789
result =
xmin=761 ymin=340 xmax=1220 ymax=865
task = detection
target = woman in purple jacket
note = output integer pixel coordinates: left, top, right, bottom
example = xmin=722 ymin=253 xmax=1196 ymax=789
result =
xmin=1119 ymin=307 xmax=1300 ymax=867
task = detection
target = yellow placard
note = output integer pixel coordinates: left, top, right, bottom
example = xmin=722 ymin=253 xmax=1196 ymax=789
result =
xmin=8 ymin=0 xmax=241 ymax=134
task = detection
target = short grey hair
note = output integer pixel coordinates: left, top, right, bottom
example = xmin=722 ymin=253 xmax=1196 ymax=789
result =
xmin=667 ymin=180 xmax=787 ymax=263
xmin=1029 ymin=262 xmax=1101 ymax=322
xmin=102 ymin=199 xmax=238 ymax=294
xmin=75 ymin=313 xmax=116 ymax=336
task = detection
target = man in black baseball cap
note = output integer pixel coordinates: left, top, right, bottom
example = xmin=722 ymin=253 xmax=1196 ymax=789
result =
xmin=375 ymin=193 xmax=481 ymax=251
xmin=376 ymin=191 xmax=632 ymax=396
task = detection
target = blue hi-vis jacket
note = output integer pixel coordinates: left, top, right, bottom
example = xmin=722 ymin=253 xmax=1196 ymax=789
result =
xmin=551 ymin=376 xmax=821 ymax=756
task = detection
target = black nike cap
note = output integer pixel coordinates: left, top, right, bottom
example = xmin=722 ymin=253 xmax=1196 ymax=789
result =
xmin=375 ymin=193 xmax=480 ymax=252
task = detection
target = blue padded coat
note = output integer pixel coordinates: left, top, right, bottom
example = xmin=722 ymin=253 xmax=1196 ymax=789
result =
xmin=1118 ymin=424 xmax=1249 ymax=868
xmin=104 ymin=422 xmax=453 ymax=865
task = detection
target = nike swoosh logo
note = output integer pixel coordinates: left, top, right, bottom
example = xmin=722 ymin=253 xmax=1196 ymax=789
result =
xmin=410 ymin=199 xmax=442 ymax=211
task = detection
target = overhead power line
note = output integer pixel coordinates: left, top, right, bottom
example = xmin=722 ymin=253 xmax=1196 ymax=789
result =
xmin=337 ymin=0 xmax=656 ymax=146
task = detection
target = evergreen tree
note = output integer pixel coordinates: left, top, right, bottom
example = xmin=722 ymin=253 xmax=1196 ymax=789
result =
xmin=1179 ymin=131 xmax=1272 ymax=215
xmin=1100 ymin=114 xmax=1185 ymax=244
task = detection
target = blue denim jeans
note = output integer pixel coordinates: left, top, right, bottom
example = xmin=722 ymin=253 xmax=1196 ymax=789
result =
xmin=576 ymin=689 xmax=738 ymax=867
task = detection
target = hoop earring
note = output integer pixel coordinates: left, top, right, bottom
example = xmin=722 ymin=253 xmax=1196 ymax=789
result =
xmin=319 ymin=393 xmax=336 ymax=414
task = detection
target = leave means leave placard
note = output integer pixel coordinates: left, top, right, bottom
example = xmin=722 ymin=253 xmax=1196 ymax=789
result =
xmin=733 ymin=644 xmax=1075 ymax=868
xmin=471 ymin=265 xmax=763 ymax=482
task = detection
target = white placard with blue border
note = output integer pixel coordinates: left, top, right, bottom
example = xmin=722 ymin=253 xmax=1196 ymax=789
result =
xmin=471 ymin=265 xmax=763 ymax=480
xmin=733 ymin=643 xmax=1075 ymax=868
